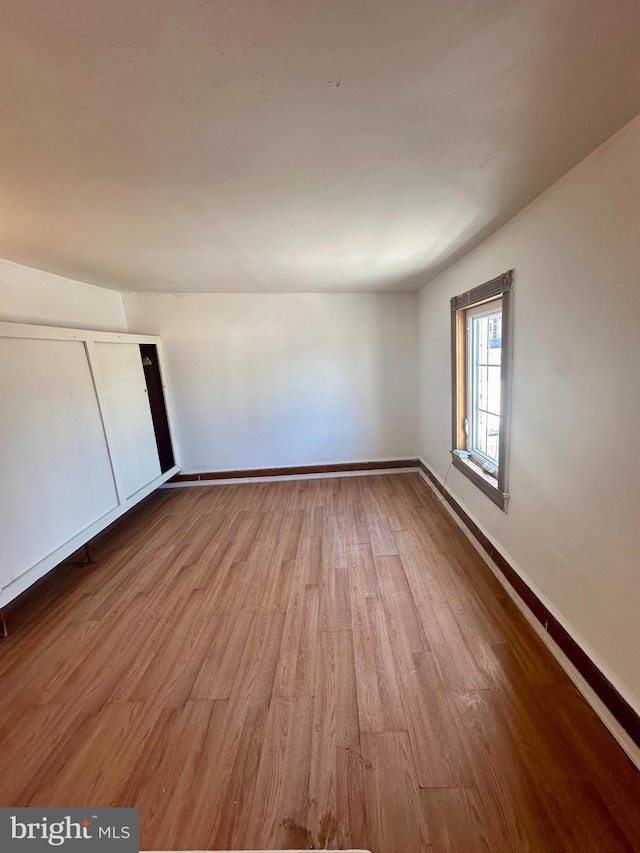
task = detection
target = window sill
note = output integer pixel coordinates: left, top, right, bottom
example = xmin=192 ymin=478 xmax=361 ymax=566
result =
xmin=451 ymin=453 xmax=509 ymax=511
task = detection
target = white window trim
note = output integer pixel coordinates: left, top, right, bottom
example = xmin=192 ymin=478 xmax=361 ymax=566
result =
xmin=465 ymin=297 xmax=502 ymax=477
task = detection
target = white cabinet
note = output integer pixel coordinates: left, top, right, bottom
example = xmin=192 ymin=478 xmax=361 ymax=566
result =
xmin=94 ymin=342 xmax=161 ymax=499
xmin=0 ymin=323 xmax=179 ymax=608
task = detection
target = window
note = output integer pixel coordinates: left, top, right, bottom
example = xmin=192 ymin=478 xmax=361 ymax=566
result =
xmin=467 ymin=298 xmax=502 ymax=473
xmin=451 ymin=271 xmax=513 ymax=510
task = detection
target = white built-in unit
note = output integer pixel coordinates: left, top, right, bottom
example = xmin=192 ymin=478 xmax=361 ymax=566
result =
xmin=0 ymin=321 xmax=180 ymax=609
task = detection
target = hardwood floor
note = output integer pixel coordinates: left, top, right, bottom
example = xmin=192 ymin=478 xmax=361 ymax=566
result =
xmin=1 ymin=473 xmax=639 ymax=851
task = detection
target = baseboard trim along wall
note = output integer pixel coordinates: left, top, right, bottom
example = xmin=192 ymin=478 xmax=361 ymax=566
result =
xmin=417 ymin=458 xmax=640 ymax=769
xmin=167 ymin=458 xmax=420 ymax=485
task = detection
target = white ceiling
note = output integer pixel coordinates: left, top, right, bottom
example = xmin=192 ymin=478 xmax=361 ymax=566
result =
xmin=1 ymin=1 xmax=639 ymax=293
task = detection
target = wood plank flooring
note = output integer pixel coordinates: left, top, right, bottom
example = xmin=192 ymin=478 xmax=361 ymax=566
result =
xmin=1 ymin=473 xmax=639 ymax=851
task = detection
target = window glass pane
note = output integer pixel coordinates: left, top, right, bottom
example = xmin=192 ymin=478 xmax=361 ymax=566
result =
xmin=469 ymin=304 xmax=502 ymax=467
xmin=487 ymin=365 xmax=501 ymax=415
xmin=488 ymin=314 xmax=502 ymax=365
xmin=475 ymin=409 xmax=488 ymax=455
xmin=476 ymin=315 xmax=489 ymax=364
xmin=486 ymin=414 xmax=500 ymax=464
xmin=477 ymin=363 xmax=489 ymax=412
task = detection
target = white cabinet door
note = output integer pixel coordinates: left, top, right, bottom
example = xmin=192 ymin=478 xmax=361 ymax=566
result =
xmin=0 ymin=338 xmax=118 ymax=588
xmin=94 ymin=342 xmax=161 ymax=499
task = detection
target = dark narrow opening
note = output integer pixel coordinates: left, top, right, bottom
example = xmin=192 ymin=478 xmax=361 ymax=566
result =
xmin=140 ymin=344 xmax=175 ymax=473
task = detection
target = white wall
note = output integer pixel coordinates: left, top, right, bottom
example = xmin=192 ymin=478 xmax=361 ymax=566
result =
xmin=0 ymin=259 xmax=127 ymax=331
xmin=124 ymin=292 xmax=419 ymax=472
xmin=418 ymin=116 xmax=640 ymax=711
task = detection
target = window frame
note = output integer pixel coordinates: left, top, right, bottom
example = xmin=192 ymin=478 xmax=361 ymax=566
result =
xmin=466 ymin=297 xmax=502 ymax=473
xmin=450 ymin=270 xmax=513 ymax=511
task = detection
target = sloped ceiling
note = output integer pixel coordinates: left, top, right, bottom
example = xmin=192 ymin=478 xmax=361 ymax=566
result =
xmin=1 ymin=0 xmax=639 ymax=292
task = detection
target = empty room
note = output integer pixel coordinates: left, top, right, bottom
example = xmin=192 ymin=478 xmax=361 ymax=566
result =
xmin=1 ymin=2 xmax=639 ymax=852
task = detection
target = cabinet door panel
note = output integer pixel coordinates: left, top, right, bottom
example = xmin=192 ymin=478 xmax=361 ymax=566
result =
xmin=94 ymin=343 xmax=161 ymax=499
xmin=0 ymin=338 xmax=118 ymax=587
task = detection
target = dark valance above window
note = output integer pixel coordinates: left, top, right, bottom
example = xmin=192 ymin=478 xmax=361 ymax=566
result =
xmin=450 ymin=269 xmax=513 ymax=312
